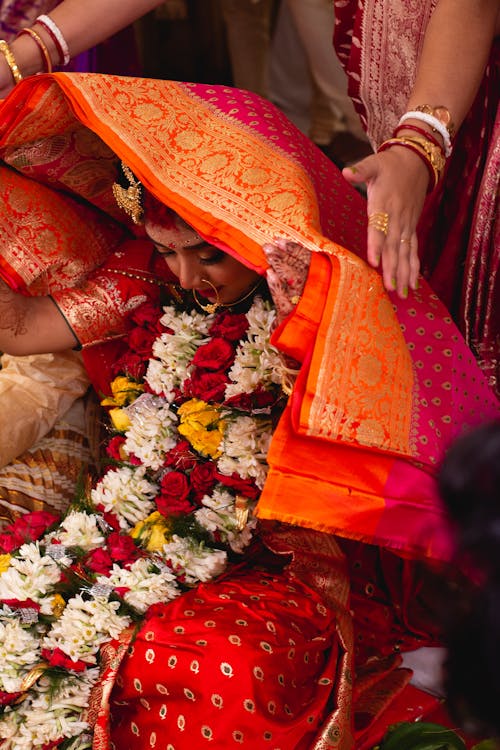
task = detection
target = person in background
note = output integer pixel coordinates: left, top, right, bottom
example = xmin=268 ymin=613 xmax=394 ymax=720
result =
xmin=219 ymin=0 xmax=371 ymax=165
xmin=0 ymin=0 xmax=165 ymax=97
xmin=333 ymin=0 xmax=499 ymax=398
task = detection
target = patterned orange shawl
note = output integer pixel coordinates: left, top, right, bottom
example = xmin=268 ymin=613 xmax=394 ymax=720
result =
xmin=0 ymin=73 xmax=497 ymax=561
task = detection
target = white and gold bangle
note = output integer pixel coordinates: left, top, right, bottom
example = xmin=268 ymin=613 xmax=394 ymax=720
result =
xmin=36 ymin=14 xmax=70 ymax=65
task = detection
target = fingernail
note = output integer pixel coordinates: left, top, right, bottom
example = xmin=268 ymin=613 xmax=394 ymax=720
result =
xmin=350 ymin=166 xmax=358 ymax=174
xmin=391 ymin=279 xmax=397 ymax=290
xmin=402 ymin=286 xmax=408 ymax=298
xmin=415 ymin=279 xmax=419 ymax=290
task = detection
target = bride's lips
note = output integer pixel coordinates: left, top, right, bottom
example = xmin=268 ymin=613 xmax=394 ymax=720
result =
xmin=197 ymin=287 xmax=222 ymax=300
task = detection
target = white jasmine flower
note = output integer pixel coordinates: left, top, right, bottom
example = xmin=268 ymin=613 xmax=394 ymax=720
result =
xmin=146 ymin=306 xmax=211 ymax=394
xmin=0 ymin=620 xmax=41 ymax=692
xmin=91 ymin=465 xmax=158 ymax=529
xmin=225 ymin=298 xmax=284 ymax=399
xmin=54 ymin=512 xmax=105 ymax=551
xmin=42 ymin=594 xmax=131 ymax=662
xmin=161 ymin=536 xmax=227 ymax=585
xmin=195 ymin=488 xmax=258 ymax=553
xmin=144 ymin=358 xmax=178 ymax=399
xmin=98 ymin=558 xmax=179 ymax=613
xmin=124 ymin=393 xmax=178 ymax=470
xmin=217 ymin=415 xmax=272 ymax=488
xmin=0 ymin=543 xmax=62 ymax=603
xmin=0 ymin=670 xmax=98 ymax=748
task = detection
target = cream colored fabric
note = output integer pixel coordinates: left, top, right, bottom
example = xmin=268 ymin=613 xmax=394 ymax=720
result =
xmin=0 ymin=350 xmax=90 ymax=468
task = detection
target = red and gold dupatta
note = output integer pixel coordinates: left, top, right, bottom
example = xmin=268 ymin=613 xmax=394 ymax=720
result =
xmin=0 ymin=73 xmax=497 ymax=564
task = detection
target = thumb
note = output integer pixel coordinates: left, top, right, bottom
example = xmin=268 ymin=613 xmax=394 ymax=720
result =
xmin=342 ymin=155 xmax=378 ymax=186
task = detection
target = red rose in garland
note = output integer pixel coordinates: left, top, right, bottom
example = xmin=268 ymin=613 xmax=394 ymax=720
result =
xmin=185 ymin=370 xmax=229 ymax=402
xmin=131 ymin=301 xmax=165 ymax=332
xmin=190 ymin=462 xmax=217 ymax=502
xmin=158 ymin=471 xmax=193 ymax=515
xmin=106 ymin=435 xmax=126 ymax=461
xmin=127 ymin=326 xmax=158 ymax=358
xmin=164 ymin=440 xmax=198 ymax=471
xmin=111 ymin=351 xmax=147 ymax=381
xmin=191 ymin=338 xmax=235 ymax=371
xmin=209 ymin=311 xmax=249 ymax=341
xmin=0 ymin=511 xmax=59 ymax=553
xmin=215 ymin=472 xmax=259 ymax=500
xmin=107 ymin=531 xmax=139 ymax=564
xmin=85 ymin=547 xmax=114 ymax=575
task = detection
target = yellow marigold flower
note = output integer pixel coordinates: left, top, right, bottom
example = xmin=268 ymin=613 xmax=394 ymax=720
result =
xmin=177 ymin=398 xmax=224 ymax=458
xmin=101 ymin=376 xmax=143 ymax=407
xmin=0 ymin=554 xmax=11 ymax=573
xmin=131 ymin=511 xmax=171 ymax=552
xmin=109 ymin=407 xmax=131 ymax=433
xmin=51 ymin=594 xmax=66 ymax=618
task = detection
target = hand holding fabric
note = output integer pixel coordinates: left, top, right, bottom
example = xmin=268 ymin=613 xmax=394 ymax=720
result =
xmin=263 ymin=238 xmax=310 ymax=323
xmin=343 ymin=147 xmax=429 ymax=299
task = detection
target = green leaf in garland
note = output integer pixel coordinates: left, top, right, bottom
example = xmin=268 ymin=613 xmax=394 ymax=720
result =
xmin=376 ymin=721 xmax=468 ymax=750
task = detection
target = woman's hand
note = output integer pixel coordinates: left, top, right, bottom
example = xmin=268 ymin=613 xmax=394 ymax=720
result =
xmin=342 ymin=146 xmax=429 ymax=298
xmin=0 ymin=55 xmax=17 ymax=100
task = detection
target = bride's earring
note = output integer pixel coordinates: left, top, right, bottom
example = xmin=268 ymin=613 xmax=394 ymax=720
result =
xmin=193 ymin=279 xmax=221 ymax=314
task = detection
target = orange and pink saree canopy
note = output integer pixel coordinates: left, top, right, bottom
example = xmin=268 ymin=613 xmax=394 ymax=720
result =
xmin=0 ymin=73 xmax=497 ymax=561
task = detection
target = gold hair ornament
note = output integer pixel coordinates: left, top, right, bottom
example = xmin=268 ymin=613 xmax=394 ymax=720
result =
xmin=112 ymin=163 xmax=144 ymax=224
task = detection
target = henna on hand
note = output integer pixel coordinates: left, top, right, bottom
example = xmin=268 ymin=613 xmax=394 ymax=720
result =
xmin=263 ymin=238 xmax=310 ymax=322
xmin=0 ymin=280 xmax=29 ymax=338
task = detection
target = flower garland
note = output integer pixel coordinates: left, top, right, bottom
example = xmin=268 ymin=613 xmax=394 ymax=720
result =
xmin=0 ymin=294 xmax=287 ymax=749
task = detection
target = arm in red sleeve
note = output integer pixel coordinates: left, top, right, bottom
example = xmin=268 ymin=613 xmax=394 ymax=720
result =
xmin=50 ymin=239 xmax=171 ymax=348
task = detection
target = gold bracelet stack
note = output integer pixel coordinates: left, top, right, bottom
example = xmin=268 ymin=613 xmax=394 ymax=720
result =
xmin=378 ymin=134 xmax=446 ymax=191
xmin=0 ymin=40 xmax=23 ymax=84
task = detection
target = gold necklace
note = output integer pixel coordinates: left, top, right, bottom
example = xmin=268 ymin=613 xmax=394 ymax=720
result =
xmin=193 ymin=278 xmax=264 ymax=314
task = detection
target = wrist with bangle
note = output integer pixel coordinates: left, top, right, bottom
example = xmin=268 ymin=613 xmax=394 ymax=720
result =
xmin=0 ymin=14 xmax=69 ymax=88
xmin=377 ymin=104 xmax=454 ymax=191
xmin=378 ymin=136 xmax=444 ymax=192
xmin=0 ymin=40 xmax=23 ymax=85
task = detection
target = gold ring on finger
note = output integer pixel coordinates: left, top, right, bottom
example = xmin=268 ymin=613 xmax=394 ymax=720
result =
xmin=400 ymin=237 xmax=411 ymax=244
xmin=368 ymin=211 xmax=389 ymax=236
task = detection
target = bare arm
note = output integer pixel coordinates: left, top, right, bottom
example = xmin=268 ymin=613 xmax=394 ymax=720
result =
xmin=0 ymin=0 xmax=165 ymax=96
xmin=0 ymin=280 xmax=78 ymax=355
xmin=343 ymin=0 xmax=500 ymax=298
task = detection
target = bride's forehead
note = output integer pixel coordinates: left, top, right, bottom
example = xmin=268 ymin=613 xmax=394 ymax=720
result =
xmin=144 ymin=194 xmax=202 ymax=249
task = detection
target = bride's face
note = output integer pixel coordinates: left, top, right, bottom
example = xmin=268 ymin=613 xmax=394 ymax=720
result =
xmin=145 ymin=200 xmax=261 ymax=307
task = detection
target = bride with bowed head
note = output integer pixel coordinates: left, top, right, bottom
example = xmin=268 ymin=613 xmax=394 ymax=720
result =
xmin=0 ymin=72 xmax=497 ymax=749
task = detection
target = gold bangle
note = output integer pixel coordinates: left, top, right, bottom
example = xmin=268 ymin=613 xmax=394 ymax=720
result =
xmin=378 ymin=137 xmax=441 ymax=190
xmin=16 ymin=27 xmax=53 ymax=73
xmin=0 ymin=39 xmax=23 ymax=84
xmin=393 ymin=135 xmax=446 ymax=174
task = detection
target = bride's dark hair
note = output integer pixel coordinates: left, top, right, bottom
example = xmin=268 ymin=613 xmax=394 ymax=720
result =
xmin=438 ymin=420 xmax=500 ymax=738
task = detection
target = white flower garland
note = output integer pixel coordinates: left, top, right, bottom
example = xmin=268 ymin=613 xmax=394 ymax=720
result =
xmin=0 ymin=295 xmax=285 ymax=748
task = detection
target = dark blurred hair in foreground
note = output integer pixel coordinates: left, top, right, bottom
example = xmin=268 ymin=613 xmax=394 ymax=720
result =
xmin=438 ymin=420 xmax=500 ymax=739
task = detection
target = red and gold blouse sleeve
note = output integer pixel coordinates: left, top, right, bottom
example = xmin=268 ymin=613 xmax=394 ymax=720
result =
xmin=50 ymin=239 xmax=167 ymax=348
